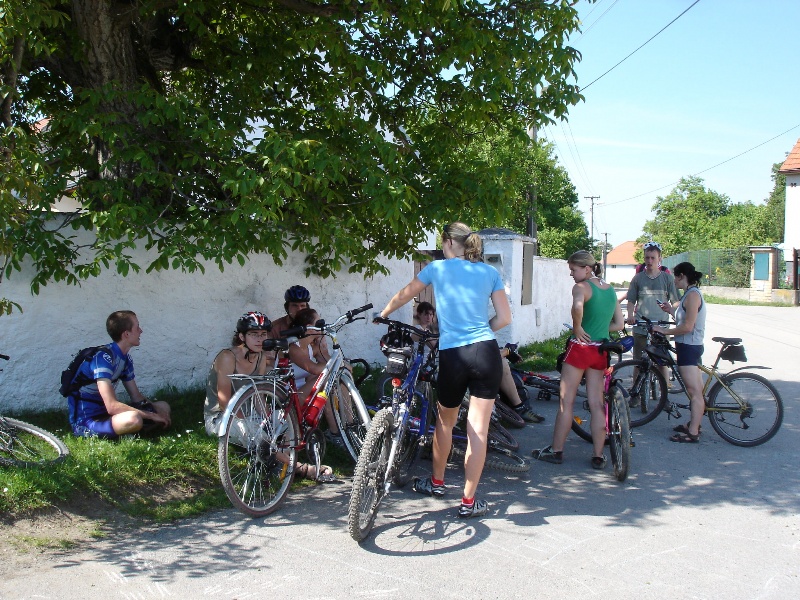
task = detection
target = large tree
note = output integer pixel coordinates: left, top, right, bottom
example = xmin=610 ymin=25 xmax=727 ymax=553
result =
xmin=470 ymin=130 xmax=590 ymax=258
xmin=1 ymin=0 xmax=588 ymax=308
xmin=639 ymin=175 xmax=782 ymax=259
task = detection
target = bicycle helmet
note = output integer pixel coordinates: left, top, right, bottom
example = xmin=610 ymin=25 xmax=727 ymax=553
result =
xmin=284 ymin=285 xmax=311 ymax=303
xmin=236 ymin=311 xmax=272 ymax=333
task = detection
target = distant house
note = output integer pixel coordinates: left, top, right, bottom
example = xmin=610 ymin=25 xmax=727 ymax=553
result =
xmin=779 ymin=138 xmax=800 ymax=287
xmin=605 ymin=240 xmax=638 ymax=285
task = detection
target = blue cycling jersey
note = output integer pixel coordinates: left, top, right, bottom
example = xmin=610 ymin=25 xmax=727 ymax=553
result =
xmin=67 ymin=342 xmax=134 ymax=425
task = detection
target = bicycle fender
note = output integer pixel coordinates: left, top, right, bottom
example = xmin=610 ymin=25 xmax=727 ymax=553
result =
xmin=217 ymin=383 xmax=258 ymax=437
xmin=726 ymin=365 xmax=770 ymax=375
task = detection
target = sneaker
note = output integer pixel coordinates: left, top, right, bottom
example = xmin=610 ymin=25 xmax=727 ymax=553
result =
xmin=531 ymin=445 xmax=562 ymax=464
xmin=457 ymin=499 xmax=490 ymax=518
xmin=413 ymin=476 xmax=445 ymax=498
xmin=591 ymin=455 xmax=607 ymax=470
xmin=515 ymin=404 xmax=545 ymax=423
xmin=324 ymin=430 xmax=346 ymax=449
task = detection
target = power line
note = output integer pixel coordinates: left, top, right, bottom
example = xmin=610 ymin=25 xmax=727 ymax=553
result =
xmin=578 ymin=0 xmax=620 ymax=40
xmin=603 ymin=121 xmax=800 ymax=207
xmin=581 ymin=0 xmax=702 ymax=92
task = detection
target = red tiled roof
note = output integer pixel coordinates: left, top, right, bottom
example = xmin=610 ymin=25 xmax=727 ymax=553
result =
xmin=779 ymin=138 xmax=800 ymax=174
xmin=606 ymin=240 xmax=638 ymax=265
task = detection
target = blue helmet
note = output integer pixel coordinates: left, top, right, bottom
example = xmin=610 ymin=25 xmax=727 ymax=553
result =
xmin=284 ymin=285 xmax=311 ymax=303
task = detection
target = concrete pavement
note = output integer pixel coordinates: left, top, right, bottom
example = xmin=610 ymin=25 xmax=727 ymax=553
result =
xmin=1 ymin=304 xmax=798 ymax=600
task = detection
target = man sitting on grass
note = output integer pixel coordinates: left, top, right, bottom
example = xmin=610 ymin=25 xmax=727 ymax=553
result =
xmin=67 ymin=310 xmax=171 ymax=439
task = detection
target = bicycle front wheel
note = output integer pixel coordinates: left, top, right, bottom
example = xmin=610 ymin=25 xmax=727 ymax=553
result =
xmin=707 ymin=372 xmax=783 ymax=447
xmin=612 ymin=359 xmax=668 ymax=427
xmin=607 ymin=384 xmax=631 ymax=482
xmin=331 ymin=370 xmax=371 ymax=461
xmin=218 ymin=384 xmax=298 ymax=518
xmin=348 ymin=408 xmax=394 ymax=542
xmin=0 ymin=418 xmax=69 ymax=467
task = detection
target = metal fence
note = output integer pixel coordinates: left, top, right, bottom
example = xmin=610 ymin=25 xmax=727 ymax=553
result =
xmin=662 ymin=248 xmax=754 ymax=288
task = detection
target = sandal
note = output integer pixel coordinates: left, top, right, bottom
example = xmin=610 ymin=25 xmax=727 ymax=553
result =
xmin=673 ymin=423 xmax=702 ymax=435
xmin=669 ymin=431 xmax=700 ymax=443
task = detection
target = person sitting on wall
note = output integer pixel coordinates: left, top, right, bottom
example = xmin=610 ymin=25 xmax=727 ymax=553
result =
xmin=68 ymin=310 xmax=171 ymax=439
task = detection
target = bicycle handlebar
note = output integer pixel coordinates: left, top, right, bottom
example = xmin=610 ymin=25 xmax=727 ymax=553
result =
xmin=272 ymin=303 xmax=375 ymax=342
xmin=373 ymin=316 xmax=439 ymax=340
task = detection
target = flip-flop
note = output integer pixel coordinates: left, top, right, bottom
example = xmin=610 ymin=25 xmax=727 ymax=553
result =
xmin=669 ymin=431 xmax=699 ymax=443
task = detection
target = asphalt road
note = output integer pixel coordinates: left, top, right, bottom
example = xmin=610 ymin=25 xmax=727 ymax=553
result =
xmin=1 ymin=304 xmax=798 ymax=600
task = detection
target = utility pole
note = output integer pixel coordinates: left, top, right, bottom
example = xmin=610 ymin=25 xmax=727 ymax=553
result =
xmin=526 ymin=124 xmax=538 ymax=254
xmin=584 ymin=195 xmax=600 ymax=245
xmin=602 ymin=232 xmax=608 ymax=276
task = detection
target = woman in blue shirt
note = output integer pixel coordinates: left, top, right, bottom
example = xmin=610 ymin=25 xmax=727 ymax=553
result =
xmin=379 ymin=222 xmax=511 ymax=518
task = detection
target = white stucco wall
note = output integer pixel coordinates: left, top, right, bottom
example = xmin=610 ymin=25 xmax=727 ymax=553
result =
xmin=481 ymin=232 xmax=572 ymax=348
xmin=1 ymin=242 xmax=414 ymax=414
xmin=604 ymin=264 xmax=636 ymax=286
xmin=1 ymin=227 xmax=576 ymax=414
xmin=784 ymin=173 xmax=800 ymax=252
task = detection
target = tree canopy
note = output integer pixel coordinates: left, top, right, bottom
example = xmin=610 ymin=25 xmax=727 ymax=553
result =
xmin=1 ymin=0 xmax=588 ymax=306
xmin=470 ymin=130 xmax=590 ymax=258
xmin=637 ymin=175 xmax=783 ymax=261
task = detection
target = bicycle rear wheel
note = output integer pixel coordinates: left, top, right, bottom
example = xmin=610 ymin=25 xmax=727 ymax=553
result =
xmin=0 ymin=418 xmax=69 ymax=467
xmin=449 ymin=440 xmax=530 ymax=473
xmin=612 ymin=359 xmax=667 ymax=427
xmin=331 ymin=370 xmax=371 ymax=461
xmin=348 ymin=408 xmax=394 ymax=542
xmin=707 ymin=372 xmax=783 ymax=447
xmin=493 ymin=397 xmax=526 ymax=429
xmin=218 ymin=384 xmax=298 ymax=518
xmin=607 ymin=384 xmax=631 ymax=482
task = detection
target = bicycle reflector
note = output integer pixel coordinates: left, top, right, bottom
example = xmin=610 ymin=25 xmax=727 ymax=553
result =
xmin=391 ymin=378 xmax=402 ymax=388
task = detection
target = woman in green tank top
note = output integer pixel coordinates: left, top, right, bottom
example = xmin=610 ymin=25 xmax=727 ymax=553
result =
xmin=532 ymin=251 xmax=624 ymax=470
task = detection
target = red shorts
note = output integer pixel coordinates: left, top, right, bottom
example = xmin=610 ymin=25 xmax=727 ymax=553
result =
xmin=563 ymin=338 xmax=608 ymax=371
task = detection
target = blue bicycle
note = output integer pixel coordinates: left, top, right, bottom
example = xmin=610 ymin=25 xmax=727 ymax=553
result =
xmin=348 ymin=318 xmax=528 ymax=542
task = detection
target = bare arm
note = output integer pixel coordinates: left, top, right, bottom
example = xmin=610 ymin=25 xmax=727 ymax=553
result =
xmin=571 ymin=282 xmax=591 ymax=342
xmin=657 ymin=292 xmax=700 ymax=337
xmin=380 ymin=277 xmax=427 ymax=317
xmin=489 ymin=289 xmax=511 ymax=331
xmin=213 ymin=350 xmax=236 ymax=412
xmin=609 ymin=299 xmax=625 ymax=332
xmin=288 ymin=341 xmax=325 ymax=376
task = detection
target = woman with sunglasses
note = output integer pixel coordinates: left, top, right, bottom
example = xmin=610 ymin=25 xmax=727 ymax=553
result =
xmin=653 ymin=262 xmax=706 ymax=443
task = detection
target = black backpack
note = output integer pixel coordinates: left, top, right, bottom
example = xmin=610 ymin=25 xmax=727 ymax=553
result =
xmin=59 ymin=346 xmax=109 ymax=397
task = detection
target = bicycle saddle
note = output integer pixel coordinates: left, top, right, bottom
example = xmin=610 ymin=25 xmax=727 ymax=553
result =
xmin=712 ymin=337 xmax=742 ymax=346
xmin=599 ymin=341 xmax=625 ymax=356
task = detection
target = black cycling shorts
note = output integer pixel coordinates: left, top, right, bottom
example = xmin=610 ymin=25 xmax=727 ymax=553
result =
xmin=437 ymin=339 xmax=502 ymax=408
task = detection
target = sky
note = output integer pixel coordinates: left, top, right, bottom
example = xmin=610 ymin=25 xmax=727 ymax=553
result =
xmin=542 ymin=0 xmax=800 ymax=249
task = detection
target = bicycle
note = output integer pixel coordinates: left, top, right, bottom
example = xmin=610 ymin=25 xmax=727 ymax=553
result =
xmin=348 ymin=318 xmax=529 ymax=542
xmin=0 ymin=354 xmax=70 ymax=468
xmin=613 ymin=318 xmax=784 ymax=447
xmin=217 ymin=304 xmax=373 ymax=517
xmin=565 ymin=341 xmax=632 ymax=482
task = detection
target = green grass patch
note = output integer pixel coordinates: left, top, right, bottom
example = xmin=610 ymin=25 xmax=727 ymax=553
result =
xmin=516 ymin=331 xmax=570 ymax=372
xmin=11 ymin=535 xmax=78 ymax=552
xmin=1 ymin=385 xmax=358 ymax=522
xmin=703 ymin=294 xmax=794 ymax=307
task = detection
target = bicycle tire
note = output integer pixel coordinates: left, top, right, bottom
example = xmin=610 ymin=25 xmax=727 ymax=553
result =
xmin=570 ymin=394 xmax=596 ymax=443
xmin=456 ymin=393 xmax=520 ymax=451
xmin=331 ymin=370 xmax=371 ymax=461
xmin=348 ymin=408 xmax=394 ymax=542
xmin=0 ymin=418 xmax=69 ymax=467
xmin=608 ymin=383 xmax=631 ymax=482
xmin=493 ymin=397 xmax=526 ymax=429
xmin=706 ymin=372 xmax=784 ymax=447
xmin=612 ymin=359 xmax=668 ymax=427
xmin=449 ymin=440 xmax=530 ymax=474
xmin=218 ymin=384 xmax=298 ymax=518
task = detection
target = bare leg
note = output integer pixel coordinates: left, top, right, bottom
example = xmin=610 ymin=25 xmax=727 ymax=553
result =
xmin=679 ymin=364 xmax=704 ymax=435
xmin=583 ymin=368 xmax=606 ymax=458
xmin=431 ymin=404 xmax=458 ymax=482
xmin=462 ymin=396 xmax=494 ymax=500
xmin=551 ymin=363 xmax=585 ymax=452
